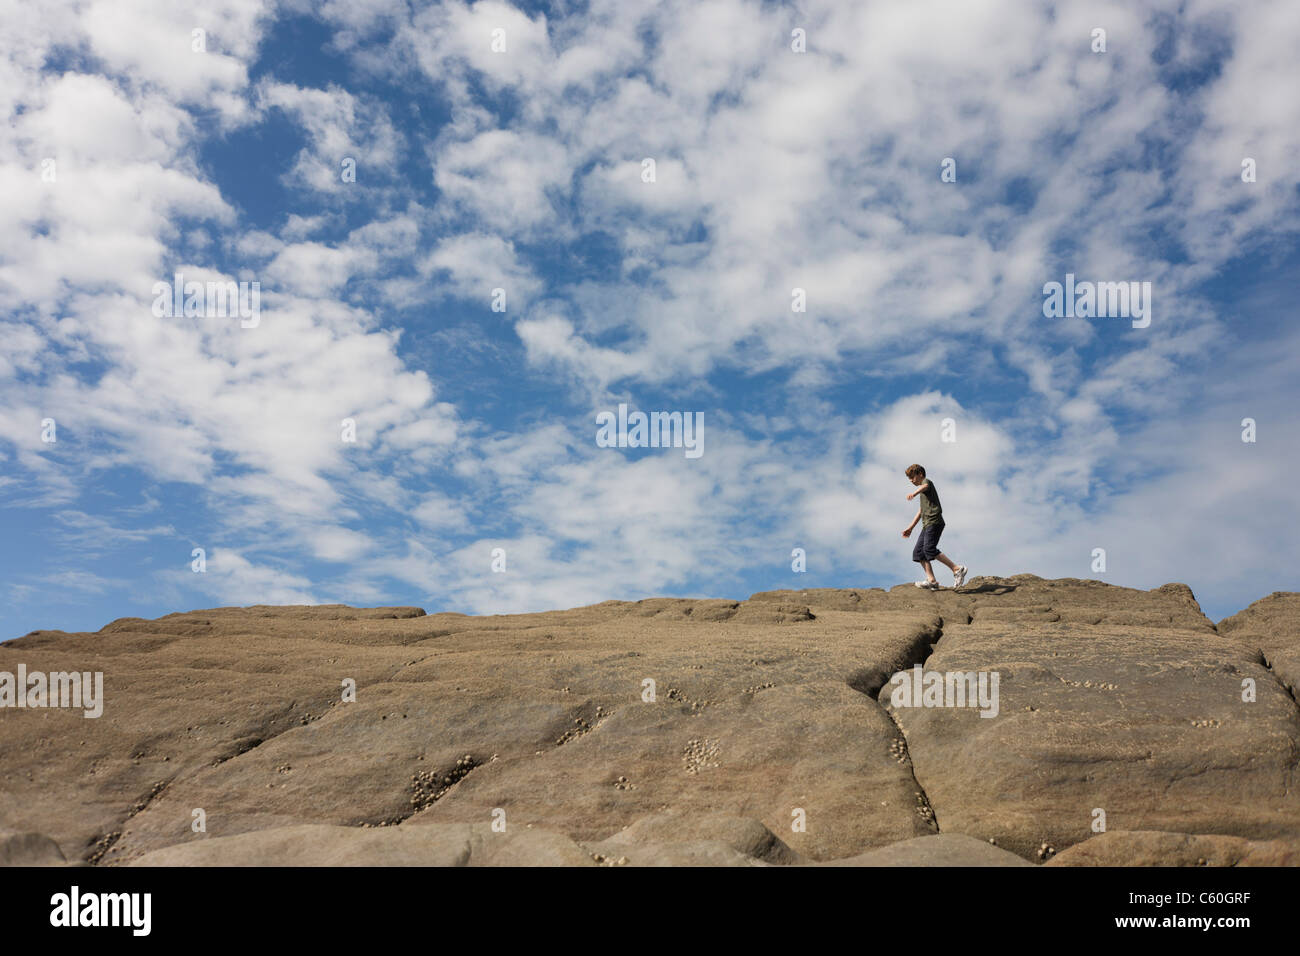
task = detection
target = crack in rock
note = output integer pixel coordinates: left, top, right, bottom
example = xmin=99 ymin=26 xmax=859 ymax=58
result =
xmin=556 ymin=703 xmax=610 ymax=744
xmin=88 ymin=778 xmax=172 ymax=865
xmin=408 ymin=753 xmax=480 ymax=816
xmin=849 ymin=617 xmax=946 ymax=834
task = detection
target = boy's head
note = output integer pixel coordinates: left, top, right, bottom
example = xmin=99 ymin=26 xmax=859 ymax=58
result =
xmin=905 ymin=463 xmax=926 ymax=485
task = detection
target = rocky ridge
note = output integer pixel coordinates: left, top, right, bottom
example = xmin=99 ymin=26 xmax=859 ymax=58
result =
xmin=2 ymin=576 xmax=1297 ymax=866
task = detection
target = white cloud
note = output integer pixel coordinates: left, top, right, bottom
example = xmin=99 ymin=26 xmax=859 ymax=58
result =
xmin=421 ymin=232 xmax=542 ymax=305
xmin=256 ymin=80 xmax=402 ymax=193
xmin=164 ymin=549 xmax=320 ymax=606
xmin=3 ymin=0 xmax=1298 ymax=634
xmin=432 ymin=129 xmax=571 ymax=232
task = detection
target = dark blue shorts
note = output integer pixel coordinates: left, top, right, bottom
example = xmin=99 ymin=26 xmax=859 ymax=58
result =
xmin=912 ymin=520 xmax=944 ymax=562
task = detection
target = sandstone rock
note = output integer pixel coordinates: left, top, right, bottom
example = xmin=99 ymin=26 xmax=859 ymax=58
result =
xmin=584 ymin=840 xmax=769 ymax=867
xmin=1217 ymin=592 xmax=1300 ymax=696
xmin=817 ymin=833 xmax=1033 ymax=866
xmin=3 ymin=579 xmax=1297 ymax=866
xmin=880 ymin=580 xmax=1300 ymax=861
xmin=729 ymin=602 xmax=815 ymax=624
xmin=0 ymin=830 xmax=68 ymax=866
xmin=1046 ymin=830 xmax=1300 ymax=866
xmin=589 ymin=810 xmax=802 ymax=864
xmin=129 ymin=823 xmax=595 ymax=866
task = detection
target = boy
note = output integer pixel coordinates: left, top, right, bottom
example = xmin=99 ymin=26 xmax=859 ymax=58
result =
xmin=901 ymin=464 xmax=967 ymax=590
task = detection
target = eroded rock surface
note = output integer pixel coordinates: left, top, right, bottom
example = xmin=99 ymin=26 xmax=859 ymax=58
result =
xmin=0 ymin=830 xmax=68 ymax=866
xmin=876 ymin=578 xmax=1299 ymax=860
xmin=1046 ymin=829 xmax=1300 ymax=866
xmin=2 ymin=577 xmax=1297 ymax=866
xmin=1218 ymin=592 xmax=1300 ymax=697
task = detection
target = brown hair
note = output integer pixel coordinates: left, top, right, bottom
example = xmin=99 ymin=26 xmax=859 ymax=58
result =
xmin=905 ymin=464 xmax=926 ymax=479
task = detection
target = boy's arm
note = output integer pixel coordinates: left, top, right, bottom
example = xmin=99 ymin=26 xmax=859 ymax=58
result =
xmin=903 ymin=508 xmax=921 ymax=533
xmin=905 ymin=480 xmax=931 ymax=501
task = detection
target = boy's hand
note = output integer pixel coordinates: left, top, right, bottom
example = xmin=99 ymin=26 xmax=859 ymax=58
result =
xmin=906 ymin=491 xmax=916 ymax=501
xmin=901 ymin=528 xmax=912 ymax=538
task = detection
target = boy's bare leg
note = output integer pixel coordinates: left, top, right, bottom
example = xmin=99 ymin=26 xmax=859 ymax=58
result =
xmin=934 ymin=553 xmax=958 ymax=572
xmin=919 ymin=559 xmax=938 ymax=584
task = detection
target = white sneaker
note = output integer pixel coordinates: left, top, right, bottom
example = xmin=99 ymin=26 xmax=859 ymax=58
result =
xmin=953 ymin=565 xmax=968 ymax=588
xmin=915 ymin=580 xmax=939 ymax=590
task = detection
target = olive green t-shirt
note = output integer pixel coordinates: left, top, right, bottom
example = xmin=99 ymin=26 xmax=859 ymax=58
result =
xmin=919 ymin=480 xmax=942 ymax=526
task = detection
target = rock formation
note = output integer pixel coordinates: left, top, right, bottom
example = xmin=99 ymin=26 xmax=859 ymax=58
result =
xmin=1 ymin=576 xmax=1296 ymax=866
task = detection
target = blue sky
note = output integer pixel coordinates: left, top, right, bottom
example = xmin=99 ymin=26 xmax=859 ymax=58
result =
xmin=2 ymin=0 xmax=1298 ymax=639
